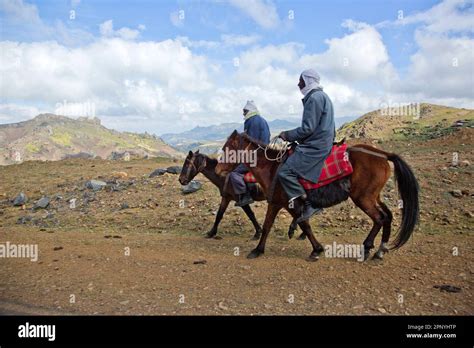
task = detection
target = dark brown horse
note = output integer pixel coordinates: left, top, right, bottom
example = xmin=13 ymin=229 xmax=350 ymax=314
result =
xmin=215 ymin=131 xmax=419 ymax=261
xmin=178 ymin=150 xmax=268 ymax=239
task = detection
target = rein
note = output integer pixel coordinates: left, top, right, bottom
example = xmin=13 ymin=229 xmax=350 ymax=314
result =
xmin=242 ymin=136 xmax=290 ymax=203
xmin=244 ymin=136 xmax=292 ymax=163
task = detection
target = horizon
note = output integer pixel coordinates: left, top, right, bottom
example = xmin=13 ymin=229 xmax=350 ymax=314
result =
xmin=1 ymin=0 xmax=473 ymax=134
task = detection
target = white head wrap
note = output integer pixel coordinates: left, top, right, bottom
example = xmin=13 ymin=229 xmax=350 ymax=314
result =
xmin=243 ymin=100 xmax=258 ymax=112
xmin=300 ymin=69 xmax=322 ymax=96
xmin=243 ymin=100 xmax=259 ymax=119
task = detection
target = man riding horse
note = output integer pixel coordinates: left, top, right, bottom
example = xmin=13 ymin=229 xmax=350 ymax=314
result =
xmin=229 ymin=100 xmax=270 ymax=207
xmin=278 ymin=69 xmax=335 ymax=224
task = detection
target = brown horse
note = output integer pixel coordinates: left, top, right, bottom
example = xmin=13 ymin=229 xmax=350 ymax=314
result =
xmin=215 ymin=131 xmax=419 ymax=261
xmin=179 ymin=150 xmax=263 ymax=239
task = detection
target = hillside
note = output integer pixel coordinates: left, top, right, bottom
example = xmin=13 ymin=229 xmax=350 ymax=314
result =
xmin=0 ymin=114 xmax=183 ymax=165
xmin=337 ymin=103 xmax=474 ymax=141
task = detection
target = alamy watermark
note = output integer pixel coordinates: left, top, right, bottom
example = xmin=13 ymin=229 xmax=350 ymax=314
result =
xmin=0 ymin=241 xmax=38 ymax=262
xmin=380 ymin=101 xmax=420 ymax=119
xmin=217 ymin=148 xmax=257 ymax=167
xmin=324 ymin=242 xmax=365 ymax=262
xmin=55 ymin=100 xmax=96 ymax=117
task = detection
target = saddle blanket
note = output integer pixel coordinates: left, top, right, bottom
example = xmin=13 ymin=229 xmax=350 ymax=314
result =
xmin=243 ymin=144 xmax=353 ymax=190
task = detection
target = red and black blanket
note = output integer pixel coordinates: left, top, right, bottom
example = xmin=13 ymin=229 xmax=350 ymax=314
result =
xmin=244 ymin=143 xmax=353 ymax=190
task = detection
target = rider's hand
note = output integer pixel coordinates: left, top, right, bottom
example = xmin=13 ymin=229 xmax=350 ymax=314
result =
xmin=278 ymin=132 xmax=287 ymax=141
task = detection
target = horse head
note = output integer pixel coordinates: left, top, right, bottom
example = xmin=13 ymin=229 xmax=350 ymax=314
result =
xmin=179 ymin=149 xmax=207 ymax=185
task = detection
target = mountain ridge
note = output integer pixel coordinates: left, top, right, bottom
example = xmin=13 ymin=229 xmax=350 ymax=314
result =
xmin=0 ymin=113 xmax=182 ymax=165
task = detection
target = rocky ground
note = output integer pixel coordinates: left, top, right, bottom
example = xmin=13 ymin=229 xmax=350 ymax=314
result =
xmin=0 ymin=131 xmax=472 ymax=315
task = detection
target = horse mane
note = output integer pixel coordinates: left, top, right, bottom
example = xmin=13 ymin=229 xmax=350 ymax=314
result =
xmin=240 ymin=132 xmax=280 ymax=157
xmin=196 ymin=152 xmax=218 ymax=168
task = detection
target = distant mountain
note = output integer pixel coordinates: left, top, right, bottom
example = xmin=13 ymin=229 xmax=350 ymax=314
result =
xmin=161 ymin=117 xmax=357 ymax=154
xmin=337 ymin=103 xmax=473 ymax=141
xmin=0 ymin=114 xmax=183 ymax=165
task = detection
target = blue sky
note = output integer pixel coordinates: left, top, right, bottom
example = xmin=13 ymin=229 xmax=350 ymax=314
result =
xmin=0 ymin=0 xmax=472 ymax=134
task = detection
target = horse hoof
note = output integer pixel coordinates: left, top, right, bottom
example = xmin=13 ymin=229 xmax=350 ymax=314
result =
xmin=306 ymin=253 xmax=319 ymax=262
xmin=251 ymin=233 xmax=261 ymax=241
xmin=363 ymin=252 xmax=371 ymax=261
xmin=297 ymin=233 xmax=306 ymax=240
xmin=247 ymin=249 xmax=263 ymax=259
xmin=372 ymin=251 xmax=384 ymax=260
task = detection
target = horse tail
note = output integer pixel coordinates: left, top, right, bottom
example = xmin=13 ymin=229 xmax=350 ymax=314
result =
xmin=387 ymin=153 xmax=420 ymax=249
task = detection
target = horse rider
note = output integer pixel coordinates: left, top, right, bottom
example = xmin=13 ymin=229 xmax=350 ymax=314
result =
xmin=229 ymin=100 xmax=270 ymax=206
xmin=277 ymin=69 xmax=335 ymax=223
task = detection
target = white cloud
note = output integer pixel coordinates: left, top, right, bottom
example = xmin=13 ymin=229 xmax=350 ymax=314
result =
xmin=228 ymin=0 xmax=280 ymax=29
xmin=377 ymin=0 xmax=473 ymax=34
xmin=395 ymin=31 xmax=474 ymax=99
xmin=300 ymin=20 xmax=398 ymax=85
xmin=0 ymin=38 xmax=214 ymax=133
xmin=99 ymin=20 xmax=144 ymax=40
xmin=0 ymin=0 xmax=472 ymax=134
xmin=376 ymin=0 xmax=474 ymax=102
xmin=0 ymin=0 xmax=41 ymax=24
xmin=0 ymin=103 xmax=41 ymax=123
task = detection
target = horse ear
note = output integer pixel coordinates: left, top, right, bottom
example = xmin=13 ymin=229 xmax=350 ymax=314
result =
xmin=196 ymin=149 xmax=200 ymax=154
xmin=231 ymin=129 xmax=238 ymax=136
xmin=188 ymin=151 xmax=193 ymax=156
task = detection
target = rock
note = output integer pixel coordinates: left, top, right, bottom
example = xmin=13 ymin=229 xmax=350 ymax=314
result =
xmin=33 ymin=197 xmax=50 ymax=210
xmin=193 ymin=259 xmax=207 ymax=265
xmin=450 ymin=190 xmax=463 ymax=198
xmin=149 ymin=169 xmax=167 ymax=178
xmin=53 ymin=246 xmax=63 ymax=251
xmin=85 ymin=180 xmax=107 ymax=191
xmin=13 ymin=192 xmax=28 ymax=206
xmin=120 ymin=202 xmax=129 ymax=210
xmin=433 ymin=284 xmax=461 ymax=293
xmin=166 ymin=166 xmax=182 ymax=174
xmin=218 ymin=302 xmax=228 ymax=311
xmin=377 ymin=307 xmax=387 ymax=313
xmin=182 ymin=180 xmax=202 ymax=194
xmin=17 ymin=215 xmax=33 ymax=224
xmin=460 ymin=160 xmax=470 ymax=167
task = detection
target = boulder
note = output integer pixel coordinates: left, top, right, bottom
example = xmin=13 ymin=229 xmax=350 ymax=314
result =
xmin=182 ymin=180 xmax=202 ymax=194
xmin=13 ymin=192 xmax=28 ymax=206
xmin=85 ymin=180 xmax=107 ymax=191
xmin=149 ymin=168 xmax=167 ymax=178
xmin=33 ymin=196 xmax=50 ymax=210
xmin=166 ymin=166 xmax=182 ymax=174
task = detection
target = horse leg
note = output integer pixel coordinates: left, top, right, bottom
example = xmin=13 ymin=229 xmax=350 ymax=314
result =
xmin=373 ymin=200 xmax=392 ymax=260
xmin=296 ymin=219 xmax=325 ymax=261
xmin=287 ymin=221 xmax=307 ymax=240
xmin=355 ymin=199 xmax=385 ymax=261
xmin=247 ymin=203 xmax=281 ymax=259
xmin=206 ymin=196 xmax=230 ymax=238
xmin=241 ymin=204 xmax=263 ymax=240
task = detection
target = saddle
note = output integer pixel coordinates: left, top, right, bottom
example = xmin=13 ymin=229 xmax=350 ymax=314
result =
xmin=243 ymin=141 xmax=353 ymax=190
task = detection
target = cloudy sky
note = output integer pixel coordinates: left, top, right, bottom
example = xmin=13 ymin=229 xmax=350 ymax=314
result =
xmin=0 ymin=0 xmax=473 ymax=134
